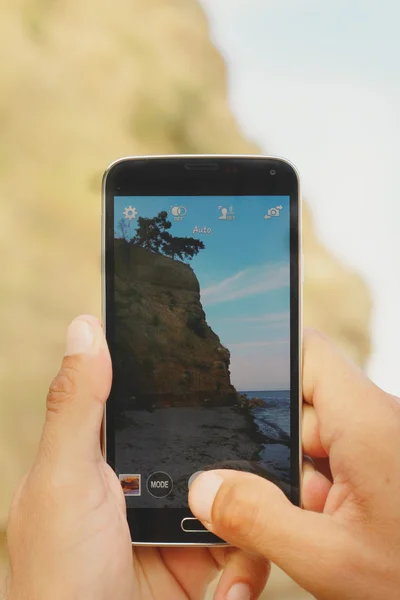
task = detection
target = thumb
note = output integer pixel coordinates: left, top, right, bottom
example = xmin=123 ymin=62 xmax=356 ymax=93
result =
xmin=40 ymin=315 xmax=112 ymax=464
xmin=189 ymin=470 xmax=349 ymax=595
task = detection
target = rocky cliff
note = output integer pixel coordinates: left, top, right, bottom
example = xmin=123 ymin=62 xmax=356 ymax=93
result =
xmin=114 ymin=242 xmax=237 ymax=406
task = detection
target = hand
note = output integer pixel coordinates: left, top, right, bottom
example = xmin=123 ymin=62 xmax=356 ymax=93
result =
xmin=6 ymin=316 xmax=269 ymax=600
xmin=189 ymin=330 xmax=400 ymax=600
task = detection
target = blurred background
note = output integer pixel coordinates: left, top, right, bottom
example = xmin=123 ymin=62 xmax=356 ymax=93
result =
xmin=0 ymin=0 xmax=398 ymax=597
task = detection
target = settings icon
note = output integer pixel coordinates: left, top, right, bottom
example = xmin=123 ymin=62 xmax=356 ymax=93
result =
xmin=123 ymin=206 xmax=138 ymax=220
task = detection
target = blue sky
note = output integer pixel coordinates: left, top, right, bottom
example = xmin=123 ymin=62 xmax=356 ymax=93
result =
xmin=114 ymin=195 xmax=291 ymax=390
xmin=198 ymin=0 xmax=400 ymax=395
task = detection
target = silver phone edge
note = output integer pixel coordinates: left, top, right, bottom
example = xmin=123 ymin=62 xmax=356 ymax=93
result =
xmin=100 ymin=154 xmax=303 ymax=545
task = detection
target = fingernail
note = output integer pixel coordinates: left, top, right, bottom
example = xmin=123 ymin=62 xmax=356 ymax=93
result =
xmin=227 ymin=582 xmax=252 ymax=600
xmin=189 ymin=472 xmax=223 ymax=523
xmin=65 ymin=315 xmax=99 ymax=356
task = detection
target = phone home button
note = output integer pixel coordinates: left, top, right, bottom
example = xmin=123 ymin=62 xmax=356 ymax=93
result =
xmin=181 ymin=518 xmax=208 ymax=533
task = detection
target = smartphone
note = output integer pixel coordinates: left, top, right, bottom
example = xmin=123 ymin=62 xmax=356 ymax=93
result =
xmin=102 ymin=155 xmax=302 ymax=545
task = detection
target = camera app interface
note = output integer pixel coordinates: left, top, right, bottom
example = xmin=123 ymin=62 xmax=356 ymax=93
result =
xmin=112 ymin=195 xmax=292 ymax=508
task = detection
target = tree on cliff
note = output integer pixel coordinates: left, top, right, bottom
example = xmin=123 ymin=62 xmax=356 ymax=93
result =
xmin=162 ymin=235 xmax=205 ymax=261
xmin=133 ymin=211 xmax=205 ymax=261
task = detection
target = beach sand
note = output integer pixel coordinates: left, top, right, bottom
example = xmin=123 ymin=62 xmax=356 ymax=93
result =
xmin=116 ymin=405 xmax=272 ymax=508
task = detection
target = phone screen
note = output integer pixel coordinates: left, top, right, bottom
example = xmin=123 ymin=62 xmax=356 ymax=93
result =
xmin=109 ymin=193 xmax=296 ymax=509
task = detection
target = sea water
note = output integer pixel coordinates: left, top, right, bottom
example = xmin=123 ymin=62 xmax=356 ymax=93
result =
xmin=244 ymin=390 xmax=291 ymax=484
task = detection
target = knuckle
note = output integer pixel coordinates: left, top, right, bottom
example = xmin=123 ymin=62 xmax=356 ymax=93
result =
xmin=216 ymin=478 xmax=265 ymax=543
xmin=217 ymin=483 xmax=245 ymax=535
xmin=46 ymin=362 xmax=79 ymax=413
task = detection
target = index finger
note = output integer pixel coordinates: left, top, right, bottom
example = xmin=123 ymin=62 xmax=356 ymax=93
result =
xmin=302 ymin=328 xmax=398 ymax=462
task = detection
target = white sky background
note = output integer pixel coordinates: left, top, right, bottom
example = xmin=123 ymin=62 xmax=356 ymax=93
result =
xmin=199 ymin=0 xmax=400 ymax=395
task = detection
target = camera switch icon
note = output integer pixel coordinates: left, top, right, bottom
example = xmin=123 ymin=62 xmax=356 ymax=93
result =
xmin=264 ymin=205 xmax=283 ymax=219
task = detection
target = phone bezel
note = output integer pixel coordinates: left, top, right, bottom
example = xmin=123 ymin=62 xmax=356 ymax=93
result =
xmin=102 ymin=155 xmax=302 ymax=546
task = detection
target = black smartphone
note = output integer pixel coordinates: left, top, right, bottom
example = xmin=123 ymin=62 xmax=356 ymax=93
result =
xmin=102 ymin=155 xmax=301 ymax=545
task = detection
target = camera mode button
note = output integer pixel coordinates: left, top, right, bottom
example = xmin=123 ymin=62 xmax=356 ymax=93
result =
xmin=146 ymin=472 xmax=173 ymax=498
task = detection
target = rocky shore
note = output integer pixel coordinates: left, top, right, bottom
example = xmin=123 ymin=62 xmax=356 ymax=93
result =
xmin=236 ymin=392 xmax=266 ymax=409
